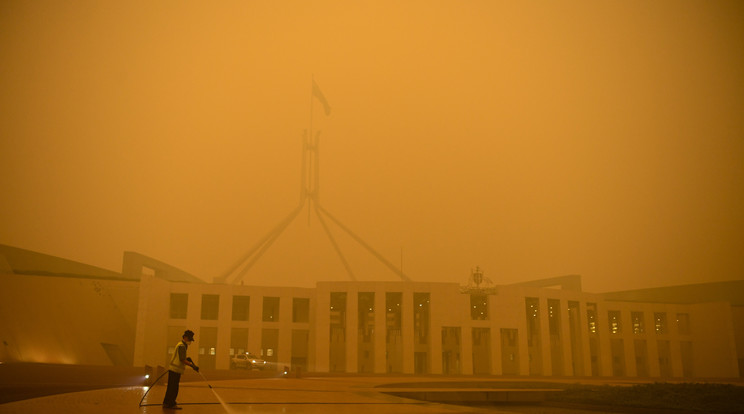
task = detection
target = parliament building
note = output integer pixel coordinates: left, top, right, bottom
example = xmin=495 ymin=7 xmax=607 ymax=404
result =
xmin=1 ymin=244 xmax=742 ymax=379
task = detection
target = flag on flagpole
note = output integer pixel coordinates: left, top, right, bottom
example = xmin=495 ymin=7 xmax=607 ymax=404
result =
xmin=312 ymin=79 xmax=331 ymax=116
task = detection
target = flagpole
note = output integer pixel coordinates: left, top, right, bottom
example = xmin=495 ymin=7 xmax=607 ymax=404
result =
xmin=308 ymin=75 xmax=315 ymax=226
xmin=310 ymin=74 xmax=314 ymax=144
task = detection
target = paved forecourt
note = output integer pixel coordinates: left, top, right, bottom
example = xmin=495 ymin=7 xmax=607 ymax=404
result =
xmin=0 ymin=376 xmax=527 ymax=414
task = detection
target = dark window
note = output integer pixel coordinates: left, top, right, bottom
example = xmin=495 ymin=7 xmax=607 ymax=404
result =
xmin=262 ymin=297 xmax=280 ymax=322
xmin=386 ymin=292 xmax=402 ymax=330
xmin=470 ymin=294 xmax=488 ymax=320
xmin=654 ymin=312 xmax=667 ymax=334
xmin=293 ymin=298 xmax=310 ymax=323
xmin=525 ymin=297 xmax=540 ymax=346
xmin=587 ymin=302 xmax=598 ymax=334
xmin=170 ymin=293 xmax=188 ymax=319
xmin=548 ymin=299 xmax=561 ymax=335
xmin=631 ymin=311 xmax=644 ymax=334
xmin=232 ymin=296 xmax=250 ymax=321
xmin=201 ymin=294 xmax=219 ymax=320
xmin=358 ymin=292 xmax=375 ymax=336
xmin=608 ymin=310 xmax=621 ymax=334
xmin=676 ymin=313 xmax=690 ymax=335
xmin=414 ymin=292 xmax=430 ymax=344
xmin=330 ymin=292 xmax=347 ymax=326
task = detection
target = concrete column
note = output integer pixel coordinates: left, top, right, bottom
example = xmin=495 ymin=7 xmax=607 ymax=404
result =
xmin=491 ymin=324 xmax=503 ymax=375
xmin=619 ymin=309 xmax=635 ymax=377
xmin=647 ymin=335 xmax=661 ymax=377
xmin=216 ymin=291 xmax=232 ymax=369
xmin=187 ymin=287 xmax=201 ymax=334
xmin=402 ymin=290 xmax=414 ymax=374
xmin=278 ymin=295 xmax=293 ymax=371
xmin=539 ymin=297 xmax=552 ymax=376
xmin=597 ymin=302 xmax=613 ymax=377
xmin=314 ymin=289 xmax=330 ymax=372
xmin=517 ymin=300 xmax=530 ymax=376
xmin=670 ymin=338 xmax=683 ymax=377
xmin=429 ymin=290 xmax=443 ymax=374
xmin=186 ymin=286 xmax=201 ymax=364
xmin=247 ymin=294 xmax=262 ymax=356
xmin=623 ymin=335 xmax=636 ymax=377
xmin=559 ymin=299 xmax=573 ymax=376
xmin=461 ymin=326 xmax=473 ymax=375
xmin=374 ymin=289 xmax=386 ymax=373
xmin=576 ymin=302 xmax=591 ymax=377
xmin=347 ymin=290 xmax=358 ymax=373
xmin=490 ymin=295 xmax=502 ymax=375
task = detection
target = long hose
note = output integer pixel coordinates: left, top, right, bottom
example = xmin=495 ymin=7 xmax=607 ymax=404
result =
xmin=138 ymin=369 xmax=169 ymax=407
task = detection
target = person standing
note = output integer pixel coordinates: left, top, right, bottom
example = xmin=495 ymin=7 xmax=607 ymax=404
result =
xmin=163 ymin=330 xmax=199 ymax=410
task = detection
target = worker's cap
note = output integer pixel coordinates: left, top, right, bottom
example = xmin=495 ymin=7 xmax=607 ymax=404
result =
xmin=183 ymin=330 xmax=195 ymax=341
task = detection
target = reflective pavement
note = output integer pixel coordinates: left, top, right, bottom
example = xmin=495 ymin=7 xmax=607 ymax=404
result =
xmin=0 ymin=376 xmax=521 ymax=414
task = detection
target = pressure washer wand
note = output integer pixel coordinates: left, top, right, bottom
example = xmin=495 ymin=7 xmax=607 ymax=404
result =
xmin=186 ymin=357 xmax=211 ymax=388
xmin=196 ymin=370 xmax=213 ymax=388
xmin=196 ymin=370 xmax=236 ymax=414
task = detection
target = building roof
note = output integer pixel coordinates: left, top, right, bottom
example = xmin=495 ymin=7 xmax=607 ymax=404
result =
xmin=602 ymin=280 xmax=744 ymax=306
xmin=0 ymin=244 xmax=124 ymax=280
xmin=0 ymin=244 xmax=204 ymax=283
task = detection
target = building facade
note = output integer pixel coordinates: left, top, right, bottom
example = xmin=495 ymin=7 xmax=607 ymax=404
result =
xmin=1 ymin=244 xmax=742 ymax=378
xmin=133 ymin=271 xmax=742 ymax=378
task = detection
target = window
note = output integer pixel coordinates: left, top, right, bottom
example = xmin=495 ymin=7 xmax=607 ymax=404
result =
xmin=170 ymin=293 xmax=188 ymax=319
xmin=232 ymin=296 xmax=250 ymax=321
xmin=413 ymin=292 xmax=430 ymax=344
xmin=631 ymin=311 xmax=644 ymax=334
xmin=548 ymin=299 xmax=561 ymax=335
xmin=201 ymin=294 xmax=219 ymax=320
xmin=586 ymin=303 xmax=598 ymax=334
xmin=358 ymin=292 xmax=375 ymax=343
xmin=293 ymin=298 xmax=310 ymax=323
xmin=525 ymin=298 xmax=540 ymax=346
xmin=262 ymin=297 xmax=280 ymax=322
xmin=608 ymin=311 xmax=621 ymax=334
xmin=330 ymin=292 xmax=346 ymax=327
xmin=654 ymin=312 xmax=667 ymax=334
xmin=676 ymin=313 xmax=690 ymax=335
xmin=386 ymin=292 xmax=402 ymax=330
xmin=470 ymin=294 xmax=488 ymax=320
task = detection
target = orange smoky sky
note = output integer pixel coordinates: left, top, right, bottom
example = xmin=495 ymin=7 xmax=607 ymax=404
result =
xmin=1 ymin=1 xmax=742 ymax=292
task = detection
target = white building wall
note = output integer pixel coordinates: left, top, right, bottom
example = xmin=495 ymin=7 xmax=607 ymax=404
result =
xmin=577 ymin=301 xmax=593 ymax=376
xmin=373 ymin=288 xmax=386 ymax=373
xmin=489 ymin=294 xmax=502 ymax=375
xmin=346 ymin=287 xmax=358 ymax=373
xmin=691 ymin=302 xmax=739 ymax=377
xmin=129 ymin=276 xmax=742 ymax=379
xmin=558 ymin=298 xmax=573 ymax=376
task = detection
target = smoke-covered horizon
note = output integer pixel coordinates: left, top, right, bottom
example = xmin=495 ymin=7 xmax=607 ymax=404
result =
xmin=1 ymin=1 xmax=743 ymax=293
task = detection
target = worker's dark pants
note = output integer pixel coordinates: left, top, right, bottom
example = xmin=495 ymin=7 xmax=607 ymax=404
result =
xmin=163 ymin=370 xmax=181 ymax=407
